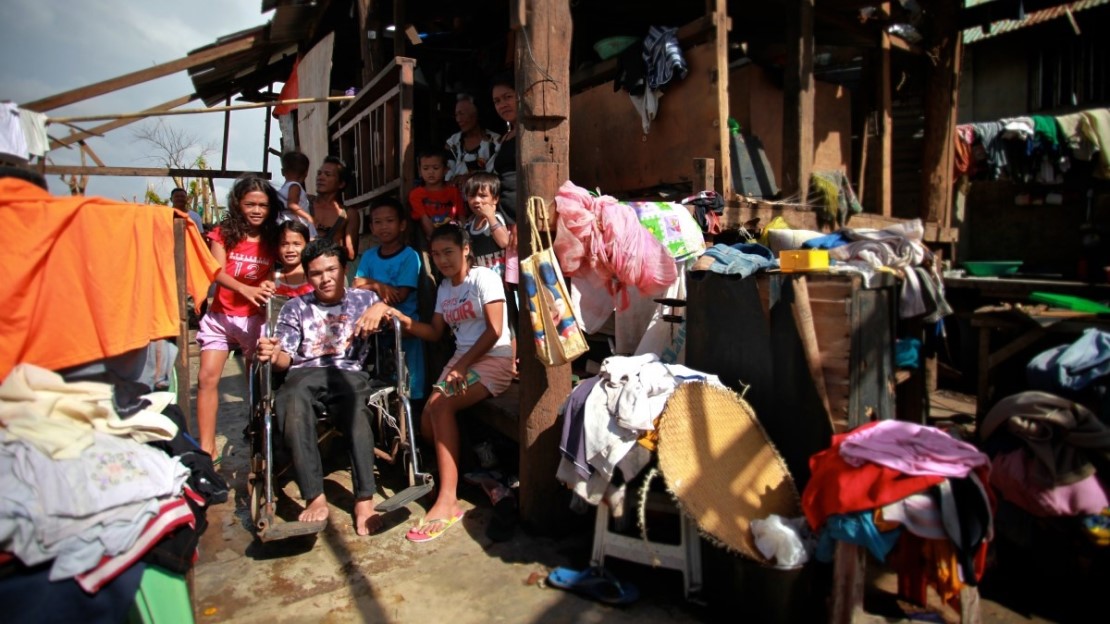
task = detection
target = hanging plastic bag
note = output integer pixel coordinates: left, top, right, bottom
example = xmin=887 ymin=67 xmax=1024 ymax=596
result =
xmin=520 ymin=197 xmax=589 ymax=366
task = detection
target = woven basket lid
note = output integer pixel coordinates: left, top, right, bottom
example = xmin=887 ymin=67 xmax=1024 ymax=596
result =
xmin=657 ymin=382 xmax=801 ymax=564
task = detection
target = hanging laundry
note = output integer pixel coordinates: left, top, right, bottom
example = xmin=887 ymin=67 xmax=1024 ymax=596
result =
xmin=809 ymin=171 xmax=862 ymax=226
xmin=1079 ymin=108 xmax=1110 ymax=179
xmin=0 ymin=102 xmax=28 ymax=162
xmin=17 ymin=109 xmax=48 ymax=158
xmin=643 ymin=26 xmax=688 ymax=91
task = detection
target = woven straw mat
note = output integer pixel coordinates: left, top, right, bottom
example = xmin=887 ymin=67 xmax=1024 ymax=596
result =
xmin=657 ymin=382 xmax=801 ymax=564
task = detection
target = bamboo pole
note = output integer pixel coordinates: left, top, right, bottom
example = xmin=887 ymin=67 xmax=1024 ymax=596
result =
xmin=48 ymin=96 xmax=355 ymax=125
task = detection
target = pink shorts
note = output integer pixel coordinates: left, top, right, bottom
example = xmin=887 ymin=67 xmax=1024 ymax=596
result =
xmin=196 ymin=311 xmax=265 ymax=361
xmin=439 ymin=352 xmax=514 ymax=397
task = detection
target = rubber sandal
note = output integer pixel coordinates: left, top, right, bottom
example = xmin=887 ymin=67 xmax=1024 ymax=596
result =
xmin=546 ymin=566 xmax=639 ymax=606
xmin=405 ymin=510 xmax=465 ymax=543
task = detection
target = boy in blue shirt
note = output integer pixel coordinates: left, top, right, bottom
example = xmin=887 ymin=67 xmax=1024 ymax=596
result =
xmin=354 ymin=197 xmax=426 ymax=401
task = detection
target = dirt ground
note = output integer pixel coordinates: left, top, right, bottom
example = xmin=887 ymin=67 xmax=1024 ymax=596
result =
xmin=186 ymin=351 xmax=1105 ymax=623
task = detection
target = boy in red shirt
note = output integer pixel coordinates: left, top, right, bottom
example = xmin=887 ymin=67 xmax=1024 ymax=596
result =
xmin=409 ymin=149 xmax=466 ymax=239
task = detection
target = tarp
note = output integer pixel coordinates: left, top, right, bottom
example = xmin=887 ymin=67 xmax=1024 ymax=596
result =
xmin=0 ymin=178 xmax=220 ymax=378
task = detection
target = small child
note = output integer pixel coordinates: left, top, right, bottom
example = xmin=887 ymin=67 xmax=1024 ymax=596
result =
xmin=195 ymin=176 xmax=281 ymax=458
xmin=409 ymin=149 xmax=467 ymax=239
xmin=276 ymin=150 xmax=317 ymax=239
xmin=464 ymin=172 xmax=518 ymax=374
xmin=274 ymin=220 xmax=315 ymax=298
xmin=354 ymin=197 xmax=426 ymax=401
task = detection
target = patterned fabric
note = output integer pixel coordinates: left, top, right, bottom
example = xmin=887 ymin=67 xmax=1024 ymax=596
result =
xmin=444 ymin=129 xmax=500 ymax=181
xmin=625 ymin=201 xmax=706 ymax=261
xmin=275 ymin=288 xmax=380 ymax=372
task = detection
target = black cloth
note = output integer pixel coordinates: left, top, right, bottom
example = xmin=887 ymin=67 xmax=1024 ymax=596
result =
xmin=492 ymin=135 xmax=518 ymax=222
xmin=150 ymin=404 xmax=228 ymax=505
xmin=559 ymin=377 xmax=601 ymax=480
xmin=0 ymin=560 xmax=144 ymax=623
xmin=614 ymin=43 xmax=647 ymax=96
xmin=142 ymin=495 xmax=206 ymax=574
xmin=643 ymin=25 xmax=687 ymax=91
xmin=275 ymin=367 xmax=378 ymax=501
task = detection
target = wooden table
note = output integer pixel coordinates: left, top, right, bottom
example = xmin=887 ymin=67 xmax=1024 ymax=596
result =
xmin=971 ymin=306 xmax=1110 ymax=418
xmin=945 ymin=275 xmax=1110 ymax=304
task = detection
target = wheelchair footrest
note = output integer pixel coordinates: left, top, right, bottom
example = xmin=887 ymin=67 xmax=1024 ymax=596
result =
xmin=375 ymin=482 xmax=435 ymax=513
xmin=258 ymin=519 xmax=326 ymax=542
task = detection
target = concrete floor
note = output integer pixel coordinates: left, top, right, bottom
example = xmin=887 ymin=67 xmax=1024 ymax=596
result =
xmin=185 ymin=349 xmax=1095 ymax=623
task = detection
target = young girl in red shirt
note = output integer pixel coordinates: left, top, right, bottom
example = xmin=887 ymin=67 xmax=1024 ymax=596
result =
xmin=195 ymin=176 xmax=281 ymax=459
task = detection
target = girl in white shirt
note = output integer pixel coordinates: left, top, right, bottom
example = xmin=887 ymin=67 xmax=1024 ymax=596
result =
xmin=385 ymin=224 xmax=512 ymax=543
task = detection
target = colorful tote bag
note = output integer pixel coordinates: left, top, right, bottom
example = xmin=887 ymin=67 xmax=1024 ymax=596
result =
xmin=520 ymin=196 xmax=589 ymax=366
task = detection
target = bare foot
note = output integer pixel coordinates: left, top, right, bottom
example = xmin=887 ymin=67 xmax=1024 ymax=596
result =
xmin=412 ymin=501 xmax=463 ymax=537
xmin=299 ymin=494 xmax=329 ymax=523
xmin=353 ymin=498 xmax=382 ymax=536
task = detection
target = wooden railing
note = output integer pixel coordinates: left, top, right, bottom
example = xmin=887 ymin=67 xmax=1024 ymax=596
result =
xmin=328 ymin=57 xmax=415 ymax=210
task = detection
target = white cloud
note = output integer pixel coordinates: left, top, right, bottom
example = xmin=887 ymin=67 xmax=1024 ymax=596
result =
xmin=0 ymin=0 xmax=281 ymax=202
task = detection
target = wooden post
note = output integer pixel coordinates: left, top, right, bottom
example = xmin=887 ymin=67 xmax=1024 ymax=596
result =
xmin=357 ymin=0 xmax=375 ymax=86
xmin=694 ymin=157 xmax=714 ymax=194
xmin=712 ymin=0 xmax=732 ymax=197
xmin=878 ymin=2 xmax=893 ymax=217
xmin=515 ymin=0 xmax=573 ymax=534
xmin=393 ymin=0 xmax=406 ymax=59
xmin=221 ymin=96 xmax=231 ymax=172
xmin=830 ymin=543 xmax=867 ymax=623
xmin=920 ymin=0 xmax=962 ymax=225
xmin=262 ymin=86 xmax=273 ymax=175
xmin=782 ymin=0 xmax=815 ymax=198
xmin=173 ymin=218 xmax=192 ymax=424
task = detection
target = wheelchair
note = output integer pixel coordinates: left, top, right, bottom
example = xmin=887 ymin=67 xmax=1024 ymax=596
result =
xmin=245 ymin=294 xmax=433 ymax=542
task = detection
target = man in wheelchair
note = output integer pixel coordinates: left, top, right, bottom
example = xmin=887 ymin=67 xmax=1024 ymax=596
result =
xmin=256 ymin=238 xmax=393 ymax=536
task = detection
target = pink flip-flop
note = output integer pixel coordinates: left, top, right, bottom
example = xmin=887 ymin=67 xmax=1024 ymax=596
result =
xmin=405 ymin=510 xmax=465 ymax=543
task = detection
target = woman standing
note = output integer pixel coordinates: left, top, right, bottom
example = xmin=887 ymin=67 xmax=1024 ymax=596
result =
xmin=444 ymin=94 xmax=500 ymax=188
xmin=312 ymin=155 xmax=361 ymax=263
xmin=489 ymin=73 xmax=518 ymax=221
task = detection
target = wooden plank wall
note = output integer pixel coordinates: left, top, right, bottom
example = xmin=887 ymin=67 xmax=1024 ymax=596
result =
xmin=569 ymin=42 xmax=723 ymax=194
xmin=728 ymin=64 xmax=853 ymax=188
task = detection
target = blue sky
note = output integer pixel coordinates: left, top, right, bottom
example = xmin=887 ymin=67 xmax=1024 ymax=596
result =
xmin=0 ymin=0 xmax=282 ymax=203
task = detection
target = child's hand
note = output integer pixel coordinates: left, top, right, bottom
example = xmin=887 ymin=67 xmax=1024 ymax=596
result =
xmin=241 ymin=281 xmax=274 ymax=306
xmin=256 ymin=337 xmax=279 ymax=363
xmin=376 ymin=283 xmax=402 ymax=304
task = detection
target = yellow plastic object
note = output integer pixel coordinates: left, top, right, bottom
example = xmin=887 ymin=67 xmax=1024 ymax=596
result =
xmin=758 ymin=215 xmax=791 ymax=247
xmin=779 ymin=249 xmax=830 ymax=273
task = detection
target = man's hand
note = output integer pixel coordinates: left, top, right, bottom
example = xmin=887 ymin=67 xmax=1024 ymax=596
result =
xmin=257 ymin=336 xmax=280 ymax=363
xmin=354 ymin=302 xmax=392 ymax=338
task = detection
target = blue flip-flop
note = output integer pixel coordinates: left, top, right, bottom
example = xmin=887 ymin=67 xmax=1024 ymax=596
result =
xmin=546 ymin=566 xmax=639 ymax=606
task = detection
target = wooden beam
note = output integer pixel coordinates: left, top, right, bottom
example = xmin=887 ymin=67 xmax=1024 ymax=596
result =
xmin=49 ymin=95 xmax=353 ymax=124
xmin=23 ymin=35 xmax=258 ymax=113
xmin=50 ymin=95 xmax=197 ymax=151
xmin=43 ymin=165 xmax=270 ymax=179
xmin=920 ymin=0 xmax=963 ymax=225
xmin=516 ymin=0 xmax=573 ymax=535
xmin=173 ymin=218 xmax=192 ymax=424
xmin=782 ymin=0 xmax=815 ymax=197
xmin=878 ymin=2 xmax=893 ymax=217
xmin=713 ymin=1 xmax=732 ymax=198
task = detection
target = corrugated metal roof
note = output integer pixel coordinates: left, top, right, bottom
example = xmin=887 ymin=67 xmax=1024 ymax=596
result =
xmin=963 ymin=0 xmax=1108 ymax=44
xmin=185 ymin=2 xmax=321 ymax=105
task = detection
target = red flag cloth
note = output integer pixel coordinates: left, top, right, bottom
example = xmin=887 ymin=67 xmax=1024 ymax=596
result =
xmin=272 ymin=58 xmax=300 ymax=118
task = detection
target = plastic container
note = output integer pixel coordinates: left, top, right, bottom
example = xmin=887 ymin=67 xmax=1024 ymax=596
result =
xmin=963 ymin=261 xmax=1022 ymax=277
xmin=593 ymin=36 xmax=639 ymax=60
xmin=779 ymin=249 xmax=830 ymax=273
xmin=1029 ymin=292 xmax=1110 ymax=314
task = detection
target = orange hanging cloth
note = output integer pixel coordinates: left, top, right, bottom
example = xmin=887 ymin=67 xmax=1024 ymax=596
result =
xmin=272 ymin=58 xmax=300 ymax=118
xmin=0 ymin=178 xmax=220 ymax=379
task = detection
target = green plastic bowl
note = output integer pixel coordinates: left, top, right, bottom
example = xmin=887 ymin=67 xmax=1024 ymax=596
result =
xmin=963 ymin=261 xmax=1022 ymax=277
xmin=594 ymin=36 xmax=639 ymax=60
